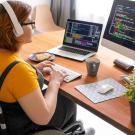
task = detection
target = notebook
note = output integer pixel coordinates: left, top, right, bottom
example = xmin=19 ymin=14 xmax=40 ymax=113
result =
xmin=47 ymin=19 xmax=103 ymax=61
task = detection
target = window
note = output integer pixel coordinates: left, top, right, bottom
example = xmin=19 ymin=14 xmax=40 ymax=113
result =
xmin=75 ymin=0 xmax=114 ymax=30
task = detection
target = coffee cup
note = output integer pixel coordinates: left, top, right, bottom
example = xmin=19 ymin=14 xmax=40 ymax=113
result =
xmin=85 ymin=57 xmax=100 ymax=76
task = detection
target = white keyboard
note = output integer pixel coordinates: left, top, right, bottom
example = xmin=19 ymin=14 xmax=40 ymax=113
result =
xmin=52 ymin=64 xmax=81 ymax=82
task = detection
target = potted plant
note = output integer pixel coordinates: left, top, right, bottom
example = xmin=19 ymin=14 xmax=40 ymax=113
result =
xmin=125 ymin=75 xmax=135 ymax=125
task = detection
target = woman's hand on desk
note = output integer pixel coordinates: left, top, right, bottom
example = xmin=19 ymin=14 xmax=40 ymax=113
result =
xmin=35 ymin=60 xmax=54 ymax=74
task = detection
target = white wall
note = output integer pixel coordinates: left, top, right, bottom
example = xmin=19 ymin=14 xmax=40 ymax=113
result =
xmin=76 ymin=0 xmax=114 ymax=31
xmin=21 ymin=0 xmax=51 ymax=7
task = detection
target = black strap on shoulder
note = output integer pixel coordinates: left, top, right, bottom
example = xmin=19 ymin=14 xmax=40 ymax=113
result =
xmin=0 ymin=61 xmax=20 ymax=89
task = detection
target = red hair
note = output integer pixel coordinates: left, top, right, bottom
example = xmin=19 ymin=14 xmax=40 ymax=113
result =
xmin=0 ymin=1 xmax=31 ymax=52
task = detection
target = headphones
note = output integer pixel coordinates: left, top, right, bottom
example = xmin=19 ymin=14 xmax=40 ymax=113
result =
xmin=0 ymin=0 xmax=24 ymax=37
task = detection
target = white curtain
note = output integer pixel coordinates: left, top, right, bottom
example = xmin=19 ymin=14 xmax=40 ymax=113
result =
xmin=75 ymin=0 xmax=114 ymax=31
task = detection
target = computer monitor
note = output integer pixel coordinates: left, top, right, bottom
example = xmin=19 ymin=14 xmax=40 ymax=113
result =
xmin=102 ymin=0 xmax=135 ymax=63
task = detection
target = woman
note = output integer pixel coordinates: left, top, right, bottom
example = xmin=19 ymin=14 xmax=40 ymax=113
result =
xmin=0 ymin=1 xmax=76 ymax=135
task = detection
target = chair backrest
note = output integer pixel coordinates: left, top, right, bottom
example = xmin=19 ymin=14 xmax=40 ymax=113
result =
xmin=34 ymin=4 xmax=63 ymax=32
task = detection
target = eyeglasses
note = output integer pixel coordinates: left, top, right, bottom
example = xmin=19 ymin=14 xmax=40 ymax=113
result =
xmin=21 ymin=21 xmax=35 ymax=29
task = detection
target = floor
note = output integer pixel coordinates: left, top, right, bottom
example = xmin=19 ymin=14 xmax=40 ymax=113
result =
xmin=76 ymin=105 xmax=126 ymax=135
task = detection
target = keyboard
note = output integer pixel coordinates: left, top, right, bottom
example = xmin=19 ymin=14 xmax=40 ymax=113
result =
xmin=59 ymin=46 xmax=90 ymax=55
xmin=52 ymin=64 xmax=82 ymax=82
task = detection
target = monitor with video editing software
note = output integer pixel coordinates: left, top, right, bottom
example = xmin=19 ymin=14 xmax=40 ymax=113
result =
xmin=102 ymin=0 xmax=135 ymax=63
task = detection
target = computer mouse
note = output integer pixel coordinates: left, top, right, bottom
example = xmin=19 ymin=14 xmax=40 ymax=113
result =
xmin=97 ymin=84 xmax=114 ymax=94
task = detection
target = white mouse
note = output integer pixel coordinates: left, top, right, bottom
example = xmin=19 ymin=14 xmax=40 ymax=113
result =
xmin=97 ymin=84 xmax=114 ymax=94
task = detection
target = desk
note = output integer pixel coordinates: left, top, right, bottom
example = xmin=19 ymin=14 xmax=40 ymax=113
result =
xmin=20 ymin=31 xmax=135 ymax=135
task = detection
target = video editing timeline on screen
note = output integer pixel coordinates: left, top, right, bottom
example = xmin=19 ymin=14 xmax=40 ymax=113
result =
xmin=64 ymin=21 xmax=101 ymax=48
xmin=109 ymin=4 xmax=135 ymax=44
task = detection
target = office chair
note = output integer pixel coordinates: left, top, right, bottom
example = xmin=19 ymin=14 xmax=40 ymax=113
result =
xmin=34 ymin=4 xmax=64 ymax=33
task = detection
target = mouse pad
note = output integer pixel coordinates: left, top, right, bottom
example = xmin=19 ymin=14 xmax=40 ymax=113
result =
xmin=75 ymin=78 xmax=126 ymax=103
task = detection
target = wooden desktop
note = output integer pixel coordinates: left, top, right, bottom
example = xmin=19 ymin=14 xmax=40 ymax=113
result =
xmin=20 ymin=30 xmax=135 ymax=135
